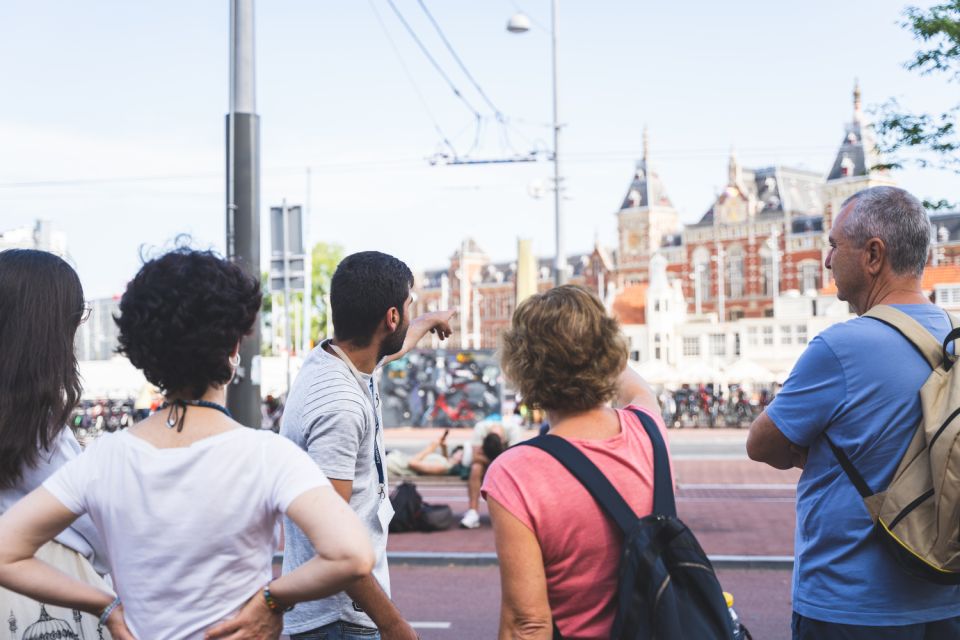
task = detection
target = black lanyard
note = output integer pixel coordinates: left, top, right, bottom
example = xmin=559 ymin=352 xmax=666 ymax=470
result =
xmin=328 ymin=341 xmax=386 ymax=499
xmin=367 ymin=377 xmax=386 ymax=496
xmin=161 ymin=398 xmax=233 ymax=432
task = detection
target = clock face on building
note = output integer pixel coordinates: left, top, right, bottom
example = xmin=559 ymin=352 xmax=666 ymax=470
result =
xmin=719 ymin=189 xmax=747 ymax=224
xmin=626 ymin=230 xmax=642 ymax=252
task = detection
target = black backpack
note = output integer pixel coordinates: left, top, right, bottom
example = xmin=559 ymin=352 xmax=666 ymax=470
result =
xmin=521 ymin=409 xmax=735 ymax=640
xmin=388 ymin=481 xmax=455 ymax=533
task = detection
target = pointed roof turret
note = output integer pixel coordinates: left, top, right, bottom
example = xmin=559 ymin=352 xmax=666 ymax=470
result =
xmin=619 ymin=127 xmax=673 ymax=210
xmin=827 ymin=81 xmax=883 ymax=181
xmin=728 ymin=146 xmax=743 ymax=189
xmin=853 ymin=78 xmax=863 ymax=124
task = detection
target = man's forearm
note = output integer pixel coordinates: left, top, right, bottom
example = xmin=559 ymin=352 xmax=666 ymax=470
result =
xmin=345 ymin=574 xmax=405 ymax=630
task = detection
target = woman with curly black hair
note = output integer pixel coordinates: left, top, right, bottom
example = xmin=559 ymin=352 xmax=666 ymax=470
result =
xmin=0 ymin=249 xmax=114 ymax=638
xmin=0 ymin=248 xmax=375 ymax=639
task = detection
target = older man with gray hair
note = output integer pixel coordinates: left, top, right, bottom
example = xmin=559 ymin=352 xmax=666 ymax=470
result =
xmin=748 ymin=186 xmax=960 ymax=639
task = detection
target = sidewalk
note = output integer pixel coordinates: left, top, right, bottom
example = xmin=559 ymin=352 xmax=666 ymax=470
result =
xmin=386 ymin=458 xmax=799 ymax=559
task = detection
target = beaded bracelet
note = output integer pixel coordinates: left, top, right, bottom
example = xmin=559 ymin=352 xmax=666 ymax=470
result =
xmin=99 ymin=596 xmax=121 ymax=626
xmin=263 ymin=582 xmax=293 ymax=613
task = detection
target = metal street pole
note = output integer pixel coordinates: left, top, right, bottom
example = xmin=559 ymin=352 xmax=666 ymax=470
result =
xmin=302 ymin=167 xmax=313 ymax=353
xmin=550 ymin=0 xmax=564 ymax=286
xmin=226 ymin=0 xmax=261 ymax=426
xmin=281 ymin=199 xmax=292 ymax=395
xmin=506 ymin=6 xmax=564 ymax=286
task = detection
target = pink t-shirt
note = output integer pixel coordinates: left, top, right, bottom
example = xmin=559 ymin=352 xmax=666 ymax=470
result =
xmin=481 ymin=405 xmax=670 ymax=640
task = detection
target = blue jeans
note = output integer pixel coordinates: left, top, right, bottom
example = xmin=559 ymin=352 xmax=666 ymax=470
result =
xmin=792 ymin=612 xmax=960 ymax=639
xmin=291 ymin=620 xmax=381 ymax=640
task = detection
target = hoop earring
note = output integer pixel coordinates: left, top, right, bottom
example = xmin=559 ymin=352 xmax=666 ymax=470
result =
xmin=229 ymin=353 xmax=241 ymax=369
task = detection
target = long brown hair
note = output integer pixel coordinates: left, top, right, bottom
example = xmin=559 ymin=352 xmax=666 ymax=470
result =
xmin=0 ymin=249 xmax=84 ymax=489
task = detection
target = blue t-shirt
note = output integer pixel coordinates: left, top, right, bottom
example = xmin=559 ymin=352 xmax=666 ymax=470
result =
xmin=767 ymin=304 xmax=960 ymax=625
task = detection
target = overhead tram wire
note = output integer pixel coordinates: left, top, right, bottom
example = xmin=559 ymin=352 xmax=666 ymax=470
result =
xmin=416 ymin=0 xmax=503 ymax=119
xmin=0 ymin=144 xmax=840 ymax=191
xmin=416 ymin=0 xmax=539 ymax=158
xmin=367 ymin=0 xmax=457 ymax=158
xmin=383 ymin=0 xmax=482 ymax=122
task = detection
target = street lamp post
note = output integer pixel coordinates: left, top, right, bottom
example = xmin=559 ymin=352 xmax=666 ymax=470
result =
xmin=226 ymin=0 xmax=261 ymax=427
xmin=508 ymin=2 xmax=565 ymax=286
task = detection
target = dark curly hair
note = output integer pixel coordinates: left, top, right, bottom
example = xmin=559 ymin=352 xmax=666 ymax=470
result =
xmin=501 ymin=285 xmax=627 ymax=413
xmin=115 ymin=248 xmax=262 ymax=399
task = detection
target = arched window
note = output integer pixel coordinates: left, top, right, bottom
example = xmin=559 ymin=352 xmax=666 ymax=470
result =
xmin=799 ymin=261 xmax=820 ymax=294
xmin=693 ymin=247 xmax=711 ymax=302
xmin=727 ymin=245 xmax=744 ymax=299
xmin=760 ymin=249 xmax=773 ymax=297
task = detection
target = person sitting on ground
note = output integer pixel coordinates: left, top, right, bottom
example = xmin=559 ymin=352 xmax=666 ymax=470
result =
xmin=0 ymin=249 xmax=114 ymax=637
xmin=481 ymin=285 xmax=666 ymax=639
xmin=386 ymin=429 xmax=466 ymax=477
xmin=459 ymin=415 xmax=523 ymax=529
xmin=0 ymin=247 xmax=375 ymax=639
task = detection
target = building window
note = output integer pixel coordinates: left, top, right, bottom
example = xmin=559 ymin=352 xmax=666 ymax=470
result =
xmin=762 ymin=326 xmax=774 ymax=345
xmin=747 ymin=326 xmax=759 ymax=347
xmin=630 ymin=350 xmax=640 ymax=361
xmin=693 ymin=247 xmax=711 ymax=303
xmin=683 ymin=336 xmax=700 ymax=356
xmin=761 ymin=252 xmax=773 ymax=297
xmin=780 ymin=325 xmax=793 ymax=345
xmin=654 ymin=333 xmax=662 ymax=360
xmin=936 ymin=285 xmax=960 ymax=306
xmin=796 ymin=324 xmax=808 ymax=345
xmin=799 ymin=261 xmax=820 ymax=294
xmin=727 ymin=246 xmax=744 ymax=299
xmin=709 ymin=333 xmax=726 ymax=356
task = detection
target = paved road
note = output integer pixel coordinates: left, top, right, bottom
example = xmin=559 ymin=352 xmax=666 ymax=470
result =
xmin=390 ymin=564 xmax=793 ymax=640
xmin=384 ymin=426 xmax=755 ymax=460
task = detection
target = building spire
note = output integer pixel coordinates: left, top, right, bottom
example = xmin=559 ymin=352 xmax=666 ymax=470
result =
xmin=642 ymin=125 xmax=650 ymax=165
xmin=728 ymin=146 xmax=742 ymax=187
xmin=853 ymin=78 xmax=862 ymax=124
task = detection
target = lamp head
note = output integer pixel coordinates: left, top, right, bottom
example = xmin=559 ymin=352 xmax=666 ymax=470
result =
xmin=507 ymin=12 xmax=531 ymax=34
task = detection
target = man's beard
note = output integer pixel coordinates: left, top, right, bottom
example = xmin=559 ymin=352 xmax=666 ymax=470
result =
xmin=378 ymin=322 xmax=409 ymax=361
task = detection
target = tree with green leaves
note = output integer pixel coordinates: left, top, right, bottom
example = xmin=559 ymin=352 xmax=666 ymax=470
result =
xmin=309 ymin=241 xmax=344 ymax=343
xmin=260 ymin=242 xmax=344 ymax=355
xmin=875 ymin=1 xmax=959 ymax=209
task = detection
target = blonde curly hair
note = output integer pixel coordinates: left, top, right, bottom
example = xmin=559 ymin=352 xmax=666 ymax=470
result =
xmin=501 ymin=285 xmax=627 ymax=413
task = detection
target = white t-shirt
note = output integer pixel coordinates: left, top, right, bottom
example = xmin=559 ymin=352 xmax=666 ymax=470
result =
xmin=44 ymin=428 xmax=329 ymax=639
xmin=0 ymin=428 xmax=109 ymax=574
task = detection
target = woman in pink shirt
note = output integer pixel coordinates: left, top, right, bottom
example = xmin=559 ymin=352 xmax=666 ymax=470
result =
xmin=482 ymin=285 xmax=666 ymax=640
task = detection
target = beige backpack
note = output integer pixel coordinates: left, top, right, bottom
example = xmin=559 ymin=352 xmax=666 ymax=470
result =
xmin=823 ymin=304 xmax=960 ymax=584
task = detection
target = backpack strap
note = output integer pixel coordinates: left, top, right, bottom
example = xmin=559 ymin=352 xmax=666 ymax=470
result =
xmin=629 ymin=408 xmax=677 ymax=517
xmin=520 ymin=434 xmax=640 ymax=535
xmin=826 ymin=304 xmax=949 ymax=500
xmin=519 ymin=409 xmax=677 ymax=535
xmin=864 ymin=305 xmax=944 ymax=370
xmin=823 ymin=434 xmax=873 ymax=498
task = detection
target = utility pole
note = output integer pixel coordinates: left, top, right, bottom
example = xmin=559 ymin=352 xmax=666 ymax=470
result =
xmin=549 ymin=0 xmax=564 ymax=286
xmin=302 ymin=167 xmax=313 ymax=353
xmin=225 ymin=0 xmax=261 ymax=426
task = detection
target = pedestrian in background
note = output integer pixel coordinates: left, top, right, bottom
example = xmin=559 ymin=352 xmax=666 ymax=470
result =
xmin=0 ymin=248 xmax=375 ymax=639
xmin=748 ymin=186 xmax=960 ymax=639
xmin=482 ymin=285 xmax=666 ymax=639
xmin=280 ymin=251 xmax=453 ymax=640
xmin=459 ymin=415 xmax=523 ymax=529
xmin=0 ymin=249 xmax=114 ymax=638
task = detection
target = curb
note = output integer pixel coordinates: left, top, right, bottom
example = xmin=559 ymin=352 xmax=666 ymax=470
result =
xmin=274 ymin=552 xmax=793 ymax=569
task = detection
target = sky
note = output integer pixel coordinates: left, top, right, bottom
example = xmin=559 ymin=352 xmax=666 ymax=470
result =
xmin=0 ymin=0 xmax=957 ymax=298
